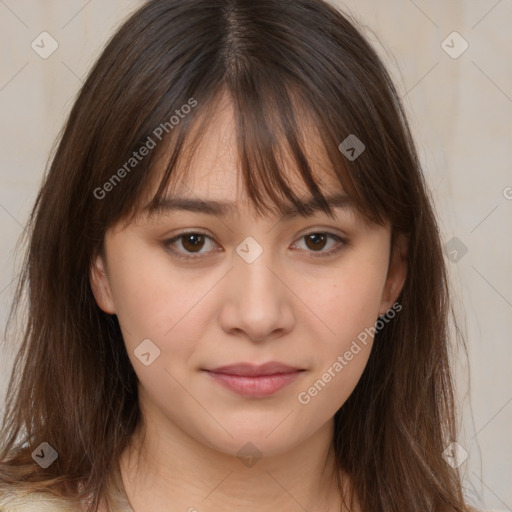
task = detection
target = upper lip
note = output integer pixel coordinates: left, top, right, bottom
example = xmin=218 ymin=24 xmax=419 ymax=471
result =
xmin=205 ymin=362 xmax=304 ymax=376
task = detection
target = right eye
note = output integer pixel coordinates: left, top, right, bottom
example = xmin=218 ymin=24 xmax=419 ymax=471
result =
xmin=163 ymin=231 xmax=221 ymax=261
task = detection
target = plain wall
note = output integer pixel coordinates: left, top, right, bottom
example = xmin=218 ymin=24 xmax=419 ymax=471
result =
xmin=0 ymin=1 xmax=510 ymax=509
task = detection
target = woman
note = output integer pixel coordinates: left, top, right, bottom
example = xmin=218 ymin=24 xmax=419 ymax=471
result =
xmin=0 ymin=0 xmax=479 ymax=510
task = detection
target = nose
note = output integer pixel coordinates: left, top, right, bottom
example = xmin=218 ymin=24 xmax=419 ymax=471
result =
xmin=218 ymin=250 xmax=296 ymax=343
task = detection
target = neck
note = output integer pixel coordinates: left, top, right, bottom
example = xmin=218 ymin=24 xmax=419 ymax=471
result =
xmin=119 ymin=409 xmax=350 ymax=511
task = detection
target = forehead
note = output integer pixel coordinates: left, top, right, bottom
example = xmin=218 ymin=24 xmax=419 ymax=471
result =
xmin=150 ymin=91 xmax=344 ymax=211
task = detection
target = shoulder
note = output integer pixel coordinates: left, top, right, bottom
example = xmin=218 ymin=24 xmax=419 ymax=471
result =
xmin=0 ymin=483 xmax=133 ymax=512
xmin=0 ymin=486 xmax=79 ymax=512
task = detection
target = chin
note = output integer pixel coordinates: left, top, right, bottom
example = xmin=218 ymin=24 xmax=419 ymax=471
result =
xmin=200 ymin=427 xmax=303 ymax=461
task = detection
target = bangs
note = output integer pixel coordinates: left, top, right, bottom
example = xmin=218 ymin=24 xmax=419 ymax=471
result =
xmin=123 ymin=81 xmax=385 ymax=230
xmin=89 ymin=0 xmax=400 ymax=235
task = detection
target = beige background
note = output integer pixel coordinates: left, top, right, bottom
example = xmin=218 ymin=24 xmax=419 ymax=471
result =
xmin=0 ymin=1 xmax=510 ymax=509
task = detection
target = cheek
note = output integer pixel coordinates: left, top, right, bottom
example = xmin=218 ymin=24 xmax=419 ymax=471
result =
xmin=295 ymin=284 xmax=381 ymax=423
xmin=106 ymin=243 xmax=218 ymax=376
xmin=296 ymin=251 xmax=389 ymax=413
xmin=314 ymin=254 xmax=388 ymax=348
xmin=105 ymin=243 xmax=187 ymax=348
xmin=109 ymin=264 xmax=170 ymax=340
xmin=295 ymin=346 xmax=371 ymax=433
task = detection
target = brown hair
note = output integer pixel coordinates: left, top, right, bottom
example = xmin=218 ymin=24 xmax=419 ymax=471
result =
xmin=0 ymin=0 xmax=467 ymax=510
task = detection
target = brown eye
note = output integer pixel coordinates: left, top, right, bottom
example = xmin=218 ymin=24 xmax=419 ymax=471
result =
xmin=164 ymin=231 xmax=218 ymax=260
xmin=293 ymin=232 xmax=348 ymax=258
xmin=304 ymin=233 xmax=328 ymax=251
xmin=180 ymin=233 xmax=206 ymax=253
xmin=164 ymin=230 xmax=348 ymax=262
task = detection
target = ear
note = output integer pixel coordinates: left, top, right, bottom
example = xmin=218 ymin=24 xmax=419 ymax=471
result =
xmin=89 ymin=251 xmax=116 ymax=315
xmin=378 ymin=232 xmax=408 ymax=316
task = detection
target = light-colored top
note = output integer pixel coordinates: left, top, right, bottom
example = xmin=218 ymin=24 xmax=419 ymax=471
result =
xmin=0 ymin=488 xmax=134 ymax=511
xmin=0 ymin=463 xmax=134 ymax=512
xmin=0 ymin=483 xmax=493 ymax=512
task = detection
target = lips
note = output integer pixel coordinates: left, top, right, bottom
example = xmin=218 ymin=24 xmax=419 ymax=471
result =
xmin=207 ymin=362 xmax=303 ymax=376
xmin=203 ymin=362 xmax=305 ymax=397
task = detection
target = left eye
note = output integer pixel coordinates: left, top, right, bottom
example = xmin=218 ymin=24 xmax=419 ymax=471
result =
xmin=164 ymin=231 xmax=347 ymax=261
xmin=291 ymin=232 xmax=347 ymax=256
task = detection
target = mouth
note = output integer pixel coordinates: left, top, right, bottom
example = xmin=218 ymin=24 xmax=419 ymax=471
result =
xmin=202 ymin=362 xmax=306 ymax=397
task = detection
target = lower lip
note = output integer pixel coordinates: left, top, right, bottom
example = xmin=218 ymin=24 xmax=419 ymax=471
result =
xmin=204 ymin=370 xmax=303 ymax=397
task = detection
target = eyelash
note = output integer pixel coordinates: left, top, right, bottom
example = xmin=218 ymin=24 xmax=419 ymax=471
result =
xmin=163 ymin=230 xmax=348 ymax=261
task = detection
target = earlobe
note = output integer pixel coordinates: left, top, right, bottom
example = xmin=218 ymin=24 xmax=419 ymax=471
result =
xmin=379 ymin=232 xmax=408 ymax=316
xmin=89 ymin=252 xmax=116 ymax=315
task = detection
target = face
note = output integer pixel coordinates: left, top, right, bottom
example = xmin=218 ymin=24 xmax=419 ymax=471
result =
xmin=90 ymin=94 xmax=407 ymax=459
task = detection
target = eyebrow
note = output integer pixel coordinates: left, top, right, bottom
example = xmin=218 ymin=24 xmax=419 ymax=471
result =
xmin=145 ymin=192 xmax=355 ymax=219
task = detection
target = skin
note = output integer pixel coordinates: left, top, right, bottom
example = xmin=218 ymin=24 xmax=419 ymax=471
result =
xmin=90 ymin=93 xmax=407 ymax=512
